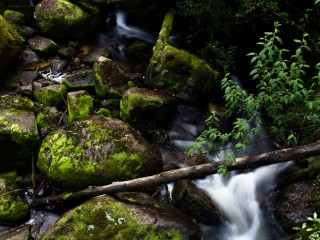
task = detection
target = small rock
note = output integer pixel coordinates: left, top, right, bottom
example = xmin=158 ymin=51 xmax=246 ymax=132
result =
xmin=83 ymin=47 xmax=110 ymax=64
xmin=20 ymin=48 xmax=40 ymax=70
xmin=67 ymin=90 xmax=93 ymax=122
xmin=50 ymin=60 xmax=69 ymax=75
xmin=28 ymin=36 xmax=59 ymax=55
xmin=62 ymin=69 xmax=94 ymax=89
xmin=58 ymin=47 xmax=77 ymax=59
xmin=33 ymin=84 xmax=68 ymax=108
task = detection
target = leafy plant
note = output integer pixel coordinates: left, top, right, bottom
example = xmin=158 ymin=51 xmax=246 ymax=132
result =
xmin=190 ymin=20 xmax=320 ymax=174
xmin=293 ymin=212 xmax=320 ymax=240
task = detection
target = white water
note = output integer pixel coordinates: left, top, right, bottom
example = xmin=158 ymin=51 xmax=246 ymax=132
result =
xmin=105 ymin=11 xmax=156 ymax=46
xmin=168 ymin=105 xmax=289 ymax=240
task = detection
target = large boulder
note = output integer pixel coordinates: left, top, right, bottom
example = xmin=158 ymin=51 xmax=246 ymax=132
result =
xmin=0 ymin=95 xmax=39 ymax=172
xmin=145 ymin=12 xmax=220 ymax=102
xmin=34 ymin=0 xmax=101 ymax=39
xmin=37 ymin=115 xmax=162 ymax=190
xmin=41 ymin=193 xmax=202 ymax=240
xmin=120 ymin=87 xmax=175 ymax=133
xmin=0 ymin=15 xmax=23 ymax=75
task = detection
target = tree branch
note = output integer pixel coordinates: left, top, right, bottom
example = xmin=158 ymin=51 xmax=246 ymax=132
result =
xmin=29 ymin=140 xmax=320 ymax=208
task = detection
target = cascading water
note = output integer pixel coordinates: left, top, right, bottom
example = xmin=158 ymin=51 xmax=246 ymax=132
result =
xmin=168 ymin=103 xmax=290 ymax=240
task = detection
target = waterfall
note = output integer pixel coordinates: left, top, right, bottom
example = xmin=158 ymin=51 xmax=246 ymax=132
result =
xmin=104 ymin=11 xmax=156 ymax=50
xmin=168 ymin=103 xmax=289 ymax=240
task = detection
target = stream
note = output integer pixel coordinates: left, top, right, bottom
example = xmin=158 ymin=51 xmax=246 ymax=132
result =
xmin=0 ymin=9 xmax=292 ymax=239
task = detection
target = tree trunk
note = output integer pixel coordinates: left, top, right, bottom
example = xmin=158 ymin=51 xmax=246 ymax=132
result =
xmin=29 ymin=140 xmax=320 ymax=208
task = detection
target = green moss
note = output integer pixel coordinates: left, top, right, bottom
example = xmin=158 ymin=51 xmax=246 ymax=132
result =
xmin=4 ymin=10 xmax=25 ymax=25
xmin=34 ymin=85 xmax=68 ymax=108
xmin=37 ymin=116 xmax=161 ymax=190
xmin=96 ymin=108 xmax=112 ymax=118
xmin=67 ymin=91 xmax=93 ymax=122
xmin=0 ymin=95 xmax=34 ymax=112
xmin=41 ymin=195 xmax=183 ymax=240
xmin=0 ymin=174 xmax=29 ymax=224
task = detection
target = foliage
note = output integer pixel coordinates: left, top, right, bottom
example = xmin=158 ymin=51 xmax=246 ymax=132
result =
xmin=293 ymin=212 xmax=320 ymax=240
xmin=190 ymin=20 xmax=320 ymax=175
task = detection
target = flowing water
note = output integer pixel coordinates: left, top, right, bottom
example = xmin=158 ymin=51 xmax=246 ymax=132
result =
xmin=168 ymin=104 xmax=290 ymax=240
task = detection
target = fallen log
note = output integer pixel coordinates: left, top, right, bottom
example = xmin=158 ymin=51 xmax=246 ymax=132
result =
xmin=29 ymin=140 xmax=320 ymax=208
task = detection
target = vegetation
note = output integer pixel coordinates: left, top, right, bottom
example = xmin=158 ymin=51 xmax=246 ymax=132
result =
xmin=189 ymin=0 xmax=320 ymax=175
xmin=293 ymin=212 xmax=320 ymax=240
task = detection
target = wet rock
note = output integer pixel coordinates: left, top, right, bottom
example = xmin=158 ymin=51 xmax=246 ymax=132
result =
xmin=93 ymin=57 xmax=131 ymax=98
xmin=0 ymin=172 xmax=30 ymax=225
xmin=37 ymin=115 xmax=163 ymax=190
xmin=58 ymin=47 xmax=77 ymax=59
xmin=28 ymin=36 xmax=59 ymax=55
xmin=20 ymin=48 xmax=40 ymax=70
xmin=0 ymin=15 xmax=23 ymax=75
xmin=50 ymin=59 xmax=68 ymax=75
xmin=0 ymin=95 xmax=39 ymax=172
xmin=12 ymin=71 xmax=38 ymax=86
xmin=172 ymin=179 xmax=222 ymax=225
xmin=95 ymin=108 xmax=112 ymax=118
xmin=274 ymin=179 xmax=320 ymax=231
xmin=83 ymin=47 xmax=110 ymax=64
xmin=34 ymin=0 xmax=101 ymax=39
xmin=62 ymin=69 xmax=95 ymax=89
xmin=33 ymin=84 xmax=68 ymax=108
xmin=41 ymin=193 xmax=202 ymax=240
xmin=0 ymin=224 xmax=32 ymax=240
xmin=120 ymin=87 xmax=175 ymax=133
xmin=67 ymin=90 xmax=93 ymax=122
xmin=125 ymin=41 xmax=148 ymax=55
xmin=146 ymin=12 xmax=220 ymax=102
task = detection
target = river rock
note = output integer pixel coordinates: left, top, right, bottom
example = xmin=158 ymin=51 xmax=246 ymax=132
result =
xmin=28 ymin=36 xmax=59 ymax=55
xmin=67 ymin=90 xmax=93 ymax=122
xmin=274 ymin=179 xmax=320 ymax=232
xmin=0 ymin=95 xmax=39 ymax=172
xmin=33 ymin=84 xmax=68 ymax=108
xmin=93 ymin=57 xmax=131 ymax=98
xmin=0 ymin=224 xmax=32 ymax=240
xmin=120 ymin=87 xmax=175 ymax=133
xmin=62 ymin=69 xmax=95 ymax=89
xmin=37 ymin=115 xmax=163 ymax=190
xmin=36 ymin=106 xmax=61 ymax=138
xmin=0 ymin=172 xmax=29 ymax=225
xmin=172 ymin=179 xmax=222 ymax=225
xmin=145 ymin=12 xmax=220 ymax=102
xmin=0 ymin=15 xmax=23 ymax=75
xmin=20 ymin=48 xmax=40 ymax=70
xmin=41 ymin=193 xmax=202 ymax=239
xmin=34 ymin=0 xmax=101 ymax=39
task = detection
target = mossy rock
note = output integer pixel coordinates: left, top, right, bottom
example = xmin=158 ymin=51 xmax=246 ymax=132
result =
xmin=0 ymin=95 xmax=39 ymax=172
xmin=93 ymin=57 xmax=131 ymax=98
xmin=62 ymin=69 xmax=95 ymax=89
xmin=28 ymin=36 xmax=59 ymax=55
xmin=33 ymin=84 xmax=68 ymax=108
xmin=120 ymin=87 xmax=175 ymax=132
xmin=34 ymin=0 xmax=101 ymax=39
xmin=0 ymin=15 xmax=23 ymax=75
xmin=4 ymin=10 xmax=25 ymax=25
xmin=41 ymin=193 xmax=202 ymax=240
xmin=67 ymin=90 xmax=93 ymax=122
xmin=36 ymin=106 xmax=61 ymax=137
xmin=0 ymin=172 xmax=30 ymax=225
xmin=146 ymin=12 xmax=220 ymax=102
xmin=37 ymin=115 xmax=162 ymax=190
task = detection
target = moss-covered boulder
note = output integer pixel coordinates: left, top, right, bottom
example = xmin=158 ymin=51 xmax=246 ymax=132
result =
xmin=145 ymin=12 xmax=220 ymax=102
xmin=34 ymin=0 xmax=101 ymax=39
xmin=0 ymin=95 xmax=39 ymax=172
xmin=41 ymin=193 xmax=202 ymax=240
xmin=120 ymin=87 xmax=175 ymax=132
xmin=0 ymin=15 xmax=23 ymax=75
xmin=275 ymin=179 xmax=320 ymax=232
xmin=0 ymin=172 xmax=29 ymax=225
xmin=37 ymin=115 xmax=162 ymax=190
xmin=93 ymin=57 xmax=131 ymax=98
xmin=67 ymin=90 xmax=93 ymax=122
xmin=28 ymin=36 xmax=59 ymax=55
xmin=33 ymin=84 xmax=68 ymax=108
